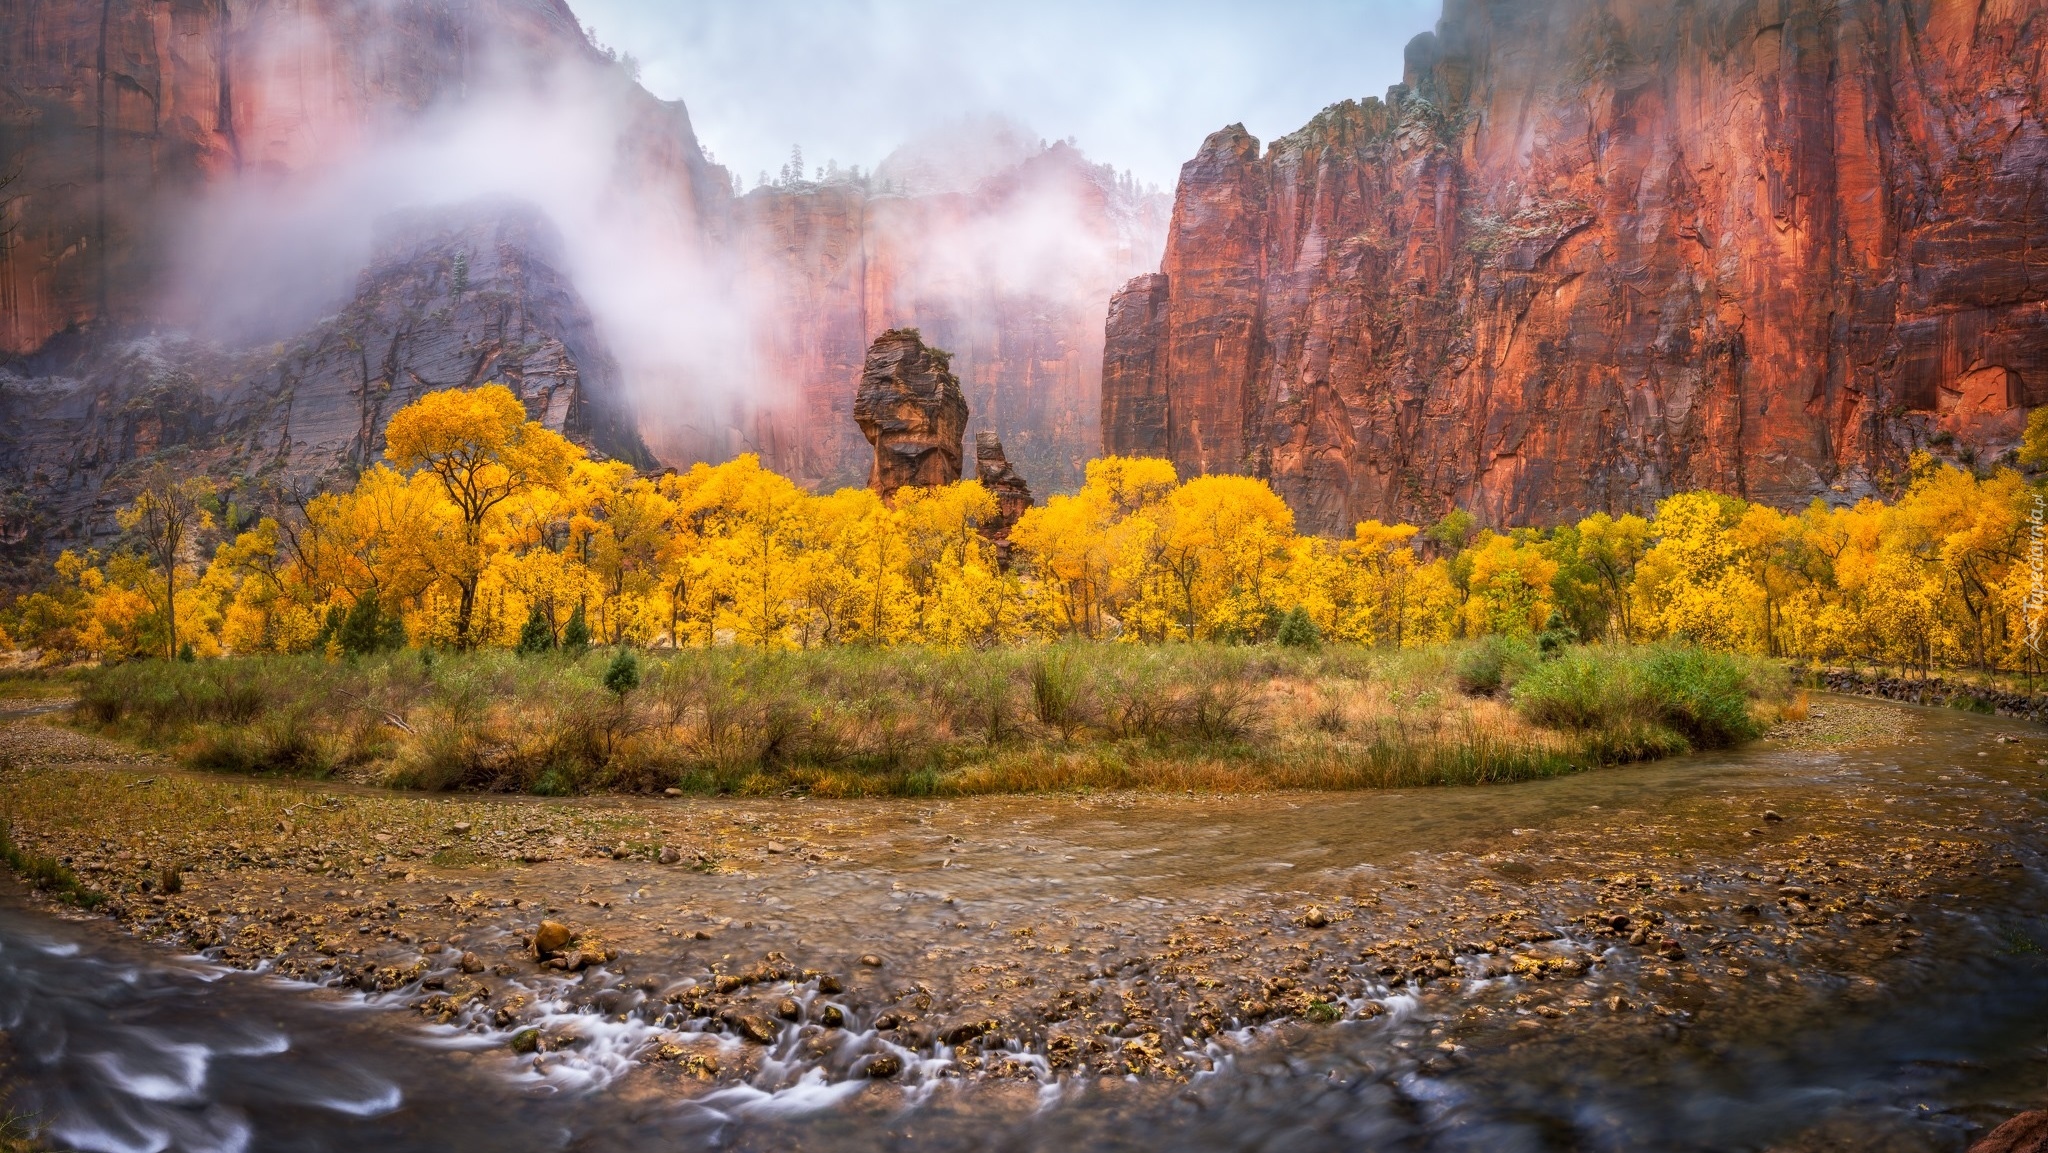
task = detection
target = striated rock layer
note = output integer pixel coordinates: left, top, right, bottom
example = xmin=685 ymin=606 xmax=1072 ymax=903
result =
xmin=1102 ymin=0 xmax=2048 ymax=535
xmin=855 ymin=329 xmax=968 ymax=500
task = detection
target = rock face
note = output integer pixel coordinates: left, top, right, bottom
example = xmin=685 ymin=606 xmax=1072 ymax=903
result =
xmin=0 ymin=0 xmax=723 ymax=357
xmin=0 ymin=200 xmax=647 ymax=582
xmin=974 ymin=431 xmax=1033 ymax=561
xmin=1971 ymin=1112 xmax=2048 ymax=1153
xmin=0 ymin=0 xmax=703 ymax=571
xmin=0 ymin=2 xmax=1167 ymax=577
xmin=1101 ymin=0 xmax=2048 ymax=535
xmin=734 ymin=139 xmax=1168 ymax=496
xmin=855 ymin=329 xmax=969 ymax=500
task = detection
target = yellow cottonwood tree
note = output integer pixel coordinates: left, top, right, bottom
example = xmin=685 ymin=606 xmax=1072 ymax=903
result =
xmin=383 ymin=385 xmax=578 ymax=647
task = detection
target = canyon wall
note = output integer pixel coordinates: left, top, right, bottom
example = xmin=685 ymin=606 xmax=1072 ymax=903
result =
xmin=0 ymin=201 xmax=647 ymax=580
xmin=0 ymin=0 xmax=1165 ymax=578
xmin=731 ymin=141 xmax=1166 ymax=495
xmin=0 ymin=0 xmax=708 ymax=573
xmin=1103 ymin=0 xmax=2048 ymax=535
xmin=0 ymin=0 xmax=724 ymax=356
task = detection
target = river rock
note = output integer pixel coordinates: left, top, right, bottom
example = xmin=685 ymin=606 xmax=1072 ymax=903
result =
xmin=658 ymin=846 xmax=682 ymax=865
xmin=728 ymin=1014 xmax=779 ymax=1045
xmin=863 ymin=1053 xmax=903 ymax=1079
xmin=940 ymin=1018 xmax=998 ymax=1046
xmin=1972 ymin=1112 xmax=2048 ymax=1153
xmin=533 ymin=920 xmax=573 ymax=957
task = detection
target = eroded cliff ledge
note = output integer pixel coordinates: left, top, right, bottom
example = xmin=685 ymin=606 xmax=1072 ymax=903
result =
xmin=1103 ymin=0 xmax=2048 ymax=535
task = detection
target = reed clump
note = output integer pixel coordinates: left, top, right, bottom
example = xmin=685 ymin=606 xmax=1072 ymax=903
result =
xmin=0 ymin=814 xmax=106 ymax=909
xmin=68 ymin=641 xmax=1786 ymax=797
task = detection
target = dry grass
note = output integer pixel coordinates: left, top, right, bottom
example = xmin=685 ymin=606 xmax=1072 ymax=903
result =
xmin=63 ymin=642 xmax=1785 ymax=798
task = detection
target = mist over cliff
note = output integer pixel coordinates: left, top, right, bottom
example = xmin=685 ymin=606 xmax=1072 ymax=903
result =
xmin=727 ymin=118 xmax=1167 ymax=495
xmin=0 ymin=0 xmax=1169 ymax=568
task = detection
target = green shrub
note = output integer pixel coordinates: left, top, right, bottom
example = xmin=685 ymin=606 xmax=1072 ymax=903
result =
xmin=1178 ymin=651 xmax=1262 ymax=741
xmin=1511 ymin=643 xmax=1768 ymax=752
xmin=1636 ymin=646 xmax=1764 ymax=748
xmin=603 ymin=648 xmax=642 ymax=697
xmin=940 ymin=651 xmax=1019 ymax=747
xmin=1536 ymin=609 xmax=1576 ymax=660
xmin=561 ymin=604 xmax=591 ymax=653
xmin=896 ymin=767 xmax=942 ymax=796
xmin=531 ymin=765 xmax=576 ymax=796
xmin=1511 ymin=648 xmax=1614 ymax=730
xmin=0 ymin=818 xmax=106 ymax=909
xmin=1456 ymin=635 xmax=1535 ymax=695
xmin=1029 ymin=648 xmax=1087 ymax=739
xmin=337 ymin=593 xmax=405 ymax=655
xmin=190 ymin=706 xmax=328 ymax=776
xmin=515 ymin=605 xmax=555 ymax=655
xmin=1276 ymin=607 xmax=1322 ymax=649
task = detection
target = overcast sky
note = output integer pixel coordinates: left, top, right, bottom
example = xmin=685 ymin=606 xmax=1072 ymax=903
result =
xmin=570 ymin=0 xmax=1444 ymax=192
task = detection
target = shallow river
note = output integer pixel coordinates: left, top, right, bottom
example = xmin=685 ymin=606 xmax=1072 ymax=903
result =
xmin=4 ymin=698 xmax=2047 ymax=1152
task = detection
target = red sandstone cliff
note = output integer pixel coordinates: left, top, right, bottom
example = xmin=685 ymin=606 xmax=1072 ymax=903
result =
xmin=1103 ymin=0 xmax=2048 ymax=535
xmin=731 ymin=140 xmax=1167 ymax=495
xmin=0 ymin=3 xmax=1164 ymax=551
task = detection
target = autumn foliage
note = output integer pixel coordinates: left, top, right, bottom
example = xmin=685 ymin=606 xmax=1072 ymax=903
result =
xmin=6 ymin=385 xmax=2044 ymax=676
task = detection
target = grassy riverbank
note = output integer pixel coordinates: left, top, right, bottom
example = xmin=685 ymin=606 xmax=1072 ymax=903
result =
xmin=65 ymin=641 xmax=1787 ymax=797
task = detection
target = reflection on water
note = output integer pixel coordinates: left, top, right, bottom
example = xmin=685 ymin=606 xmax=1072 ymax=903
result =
xmin=3 ymin=699 xmax=2048 ymax=1151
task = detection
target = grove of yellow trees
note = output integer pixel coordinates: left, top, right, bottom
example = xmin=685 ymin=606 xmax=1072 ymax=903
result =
xmin=9 ymin=386 xmax=2046 ymax=675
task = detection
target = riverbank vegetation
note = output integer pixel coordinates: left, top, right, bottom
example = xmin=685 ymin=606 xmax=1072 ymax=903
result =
xmin=64 ymin=640 xmax=1785 ymax=796
xmin=1 ymin=386 xmax=2037 ymax=682
xmin=0 ymin=817 xmax=105 ymax=909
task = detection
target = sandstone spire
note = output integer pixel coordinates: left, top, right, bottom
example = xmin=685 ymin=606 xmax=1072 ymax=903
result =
xmin=974 ymin=431 xmax=1034 ymax=564
xmin=855 ymin=329 xmax=969 ymax=500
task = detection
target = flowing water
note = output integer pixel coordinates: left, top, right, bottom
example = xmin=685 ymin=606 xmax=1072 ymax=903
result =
xmin=4 ymin=698 xmax=2047 ymax=1152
